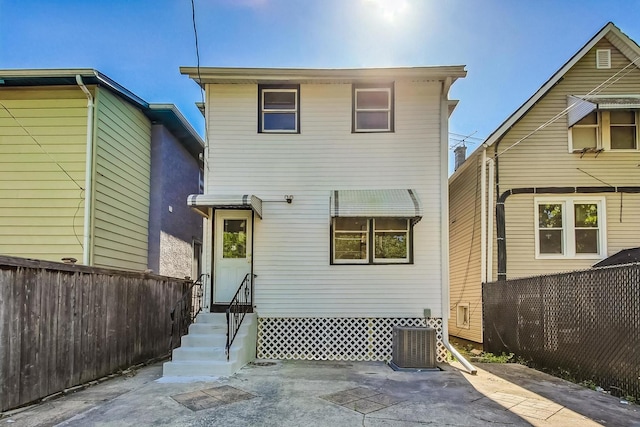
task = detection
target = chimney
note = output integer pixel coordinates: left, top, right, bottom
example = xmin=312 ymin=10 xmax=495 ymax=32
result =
xmin=454 ymin=145 xmax=467 ymax=171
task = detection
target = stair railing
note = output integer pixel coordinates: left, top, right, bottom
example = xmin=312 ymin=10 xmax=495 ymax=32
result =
xmin=169 ymin=273 xmax=206 ymax=354
xmin=225 ymin=273 xmax=255 ymax=360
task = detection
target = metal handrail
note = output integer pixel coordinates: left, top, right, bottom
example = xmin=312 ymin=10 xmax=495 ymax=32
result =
xmin=225 ymin=273 xmax=255 ymax=360
xmin=169 ymin=273 xmax=207 ymax=353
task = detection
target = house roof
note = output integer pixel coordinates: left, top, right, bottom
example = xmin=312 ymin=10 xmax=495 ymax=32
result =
xmin=482 ymin=22 xmax=640 ymax=149
xmin=0 ymin=68 xmax=204 ymax=158
xmin=593 ymin=247 xmax=640 ymax=267
xmin=180 ymin=66 xmax=467 ymax=86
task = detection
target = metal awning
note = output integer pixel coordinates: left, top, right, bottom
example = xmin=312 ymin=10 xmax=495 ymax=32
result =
xmin=330 ymin=189 xmax=422 ymax=221
xmin=187 ymin=194 xmax=263 ymax=218
xmin=567 ymin=95 xmax=640 ymax=127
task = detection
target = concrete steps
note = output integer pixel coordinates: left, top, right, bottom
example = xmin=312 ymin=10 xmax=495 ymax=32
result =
xmin=162 ymin=312 xmax=257 ymax=378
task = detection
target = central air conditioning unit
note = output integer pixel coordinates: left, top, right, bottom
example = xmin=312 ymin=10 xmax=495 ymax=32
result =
xmin=389 ymin=326 xmax=438 ymax=371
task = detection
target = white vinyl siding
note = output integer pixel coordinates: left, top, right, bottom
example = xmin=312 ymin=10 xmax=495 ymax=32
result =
xmin=92 ymin=88 xmax=151 ymax=270
xmin=207 ymin=80 xmax=444 ymax=317
xmin=0 ymin=86 xmax=88 ymax=263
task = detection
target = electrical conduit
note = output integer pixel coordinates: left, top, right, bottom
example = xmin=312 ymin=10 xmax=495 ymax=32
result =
xmin=440 ymin=79 xmax=477 ymax=375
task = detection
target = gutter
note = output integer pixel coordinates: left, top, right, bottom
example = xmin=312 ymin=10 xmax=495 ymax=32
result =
xmin=440 ymin=80 xmax=477 ymax=375
xmin=496 ymin=185 xmax=640 ymax=280
xmin=76 ymin=75 xmax=94 ymax=265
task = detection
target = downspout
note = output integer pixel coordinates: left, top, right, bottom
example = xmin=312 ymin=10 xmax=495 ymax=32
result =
xmin=487 ymin=156 xmax=495 ymax=283
xmin=494 ymin=139 xmax=505 ymax=280
xmin=480 ymin=147 xmax=487 ymax=283
xmin=440 ymin=78 xmax=477 ymax=375
xmin=76 ymin=75 xmax=94 ymax=265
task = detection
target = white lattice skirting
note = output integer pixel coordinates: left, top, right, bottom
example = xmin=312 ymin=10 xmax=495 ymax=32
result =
xmin=257 ymin=317 xmax=446 ymax=363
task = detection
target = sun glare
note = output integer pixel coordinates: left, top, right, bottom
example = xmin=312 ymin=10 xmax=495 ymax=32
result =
xmin=362 ymin=0 xmax=410 ymax=23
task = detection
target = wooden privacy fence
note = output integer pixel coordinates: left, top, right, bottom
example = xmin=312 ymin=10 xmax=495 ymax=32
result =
xmin=0 ymin=255 xmax=191 ymax=412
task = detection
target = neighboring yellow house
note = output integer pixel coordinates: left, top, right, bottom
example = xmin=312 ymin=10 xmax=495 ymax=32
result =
xmin=0 ymin=69 xmax=204 ymax=274
xmin=449 ymin=22 xmax=640 ymax=343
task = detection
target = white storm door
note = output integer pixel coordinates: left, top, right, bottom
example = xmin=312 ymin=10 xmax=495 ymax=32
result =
xmin=214 ymin=210 xmax=252 ymax=303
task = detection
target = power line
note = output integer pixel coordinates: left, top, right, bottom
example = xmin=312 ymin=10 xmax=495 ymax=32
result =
xmin=0 ymin=100 xmax=85 ymax=249
xmin=0 ymin=101 xmax=84 ymax=190
xmin=190 ymin=0 xmax=209 ymax=174
xmin=494 ymin=54 xmax=640 ymax=159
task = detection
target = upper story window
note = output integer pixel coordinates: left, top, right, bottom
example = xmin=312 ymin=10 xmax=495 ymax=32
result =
xmin=570 ymin=110 xmax=640 ymax=152
xmin=609 ymin=110 xmax=637 ymax=150
xmin=258 ymin=84 xmax=300 ymax=133
xmin=353 ymin=84 xmax=394 ymax=132
xmin=568 ymin=95 xmax=640 ymax=152
xmin=570 ymin=112 xmax=599 ymax=151
xmin=535 ymin=197 xmax=606 ymax=259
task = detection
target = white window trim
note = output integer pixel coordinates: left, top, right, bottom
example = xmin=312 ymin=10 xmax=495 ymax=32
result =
xmin=372 ymin=218 xmax=410 ymax=264
xmin=569 ymin=110 xmax=640 ymax=153
xmin=456 ymin=303 xmax=470 ymax=329
xmin=332 ymin=218 xmax=369 ymax=264
xmin=534 ymin=197 xmax=607 ymax=260
xmin=354 ymin=87 xmax=392 ymax=132
xmin=568 ymin=113 xmax=600 ymax=153
xmin=260 ymin=88 xmax=298 ymax=133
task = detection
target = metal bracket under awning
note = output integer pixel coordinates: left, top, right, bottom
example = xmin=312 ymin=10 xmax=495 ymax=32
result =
xmin=186 ymin=194 xmax=263 ymax=219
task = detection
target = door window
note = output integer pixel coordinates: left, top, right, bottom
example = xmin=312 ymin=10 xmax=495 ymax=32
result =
xmin=223 ymin=219 xmax=247 ymax=258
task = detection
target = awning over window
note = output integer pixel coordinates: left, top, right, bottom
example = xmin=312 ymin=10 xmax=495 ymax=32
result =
xmin=187 ymin=194 xmax=263 ymax=219
xmin=330 ymin=189 xmax=422 ymax=221
xmin=567 ymin=95 xmax=640 ymax=127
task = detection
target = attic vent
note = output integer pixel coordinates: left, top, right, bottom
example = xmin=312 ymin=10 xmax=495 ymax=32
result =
xmin=596 ymin=49 xmax=611 ymax=69
xmin=390 ymin=326 xmax=437 ymax=370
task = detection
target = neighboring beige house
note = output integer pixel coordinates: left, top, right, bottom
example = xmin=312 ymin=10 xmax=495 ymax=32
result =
xmin=164 ymin=66 xmax=473 ymax=376
xmin=0 ymin=69 xmax=204 ymax=276
xmin=449 ymin=22 xmax=640 ymax=343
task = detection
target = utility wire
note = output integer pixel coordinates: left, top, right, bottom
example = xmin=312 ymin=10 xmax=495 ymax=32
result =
xmin=190 ymin=0 xmax=210 ymax=175
xmin=0 ymin=100 xmax=85 ymax=249
xmin=0 ymin=101 xmax=84 ymax=191
xmin=190 ymin=0 xmax=204 ymax=108
xmin=494 ymin=54 xmax=640 ymax=159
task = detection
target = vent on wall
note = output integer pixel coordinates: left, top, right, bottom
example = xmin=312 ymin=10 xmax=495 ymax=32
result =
xmin=596 ymin=49 xmax=611 ymax=69
xmin=456 ymin=303 xmax=470 ymax=329
xmin=390 ymin=326 xmax=437 ymax=370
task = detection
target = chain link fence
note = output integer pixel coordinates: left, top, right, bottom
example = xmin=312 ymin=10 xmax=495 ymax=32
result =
xmin=483 ymin=263 xmax=640 ymax=400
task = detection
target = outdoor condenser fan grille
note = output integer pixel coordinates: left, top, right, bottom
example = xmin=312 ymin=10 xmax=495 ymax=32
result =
xmin=390 ymin=326 xmax=437 ymax=370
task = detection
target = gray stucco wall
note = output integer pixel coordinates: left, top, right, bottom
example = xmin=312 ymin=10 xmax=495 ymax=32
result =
xmin=148 ymin=125 xmax=203 ymax=278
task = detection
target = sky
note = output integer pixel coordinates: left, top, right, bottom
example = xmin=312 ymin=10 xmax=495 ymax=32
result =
xmin=1 ymin=0 xmax=639 ymax=173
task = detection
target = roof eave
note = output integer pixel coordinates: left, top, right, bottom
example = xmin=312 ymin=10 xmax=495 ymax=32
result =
xmin=483 ymin=22 xmax=630 ymax=148
xmin=180 ymin=66 xmax=467 ymax=86
xmin=147 ymin=104 xmax=205 ymax=159
xmin=0 ymin=68 xmax=149 ymax=110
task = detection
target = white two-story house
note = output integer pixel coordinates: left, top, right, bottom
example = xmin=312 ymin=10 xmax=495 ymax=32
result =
xmin=165 ymin=66 xmax=467 ymax=376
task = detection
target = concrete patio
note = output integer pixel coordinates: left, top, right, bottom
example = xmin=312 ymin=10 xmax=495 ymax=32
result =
xmin=2 ymin=360 xmax=639 ymax=426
